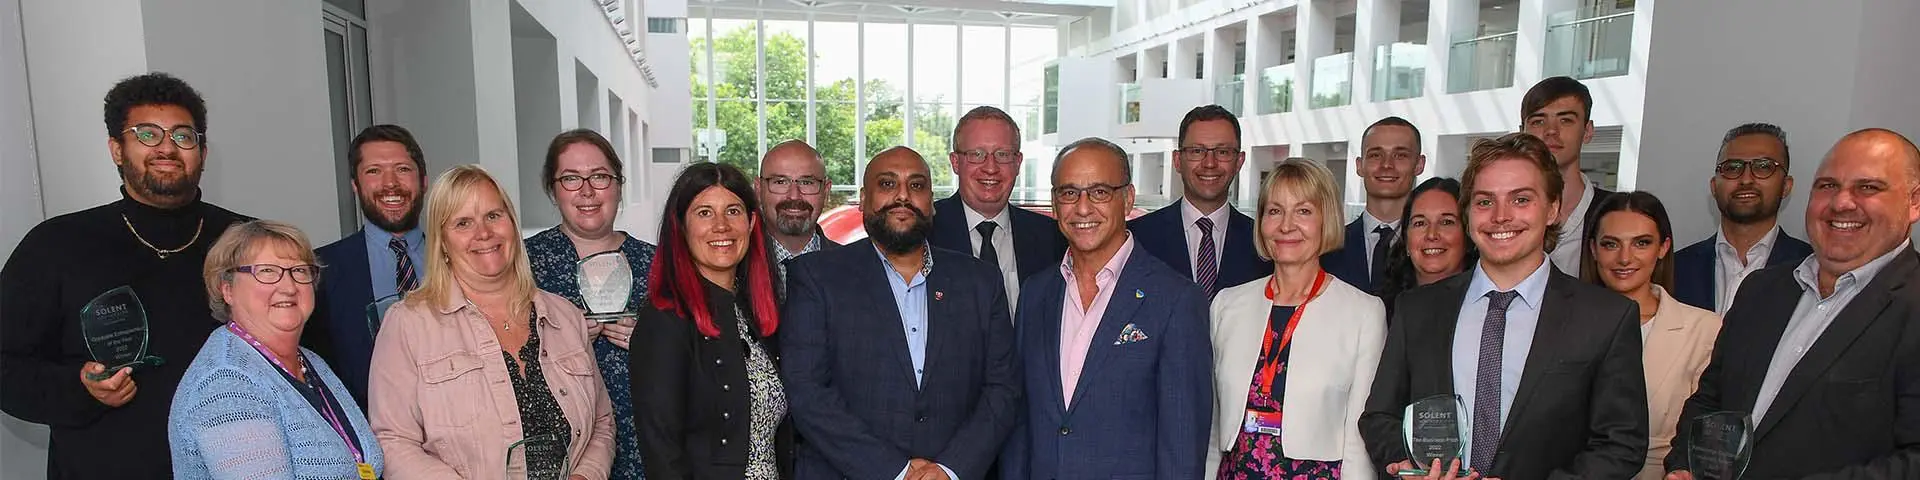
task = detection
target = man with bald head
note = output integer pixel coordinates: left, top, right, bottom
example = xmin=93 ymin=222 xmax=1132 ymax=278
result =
xmin=757 ymin=139 xmax=841 ymax=302
xmin=1001 ymin=137 xmax=1212 ymax=479
xmin=782 ymin=146 xmax=1021 ymax=480
xmin=1668 ymin=128 xmax=1920 ymax=479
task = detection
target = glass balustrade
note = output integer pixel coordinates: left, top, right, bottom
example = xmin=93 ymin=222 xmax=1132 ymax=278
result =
xmin=1259 ymin=64 xmax=1294 ymax=114
xmin=1310 ymin=52 xmax=1353 ymax=109
xmin=1118 ymin=82 xmax=1142 ymax=124
xmin=1448 ymin=31 xmax=1517 ymax=93
xmin=1544 ymin=9 xmax=1635 ymax=80
xmin=1371 ymin=42 xmax=1426 ymax=101
xmin=1215 ymin=75 xmax=1244 ymax=115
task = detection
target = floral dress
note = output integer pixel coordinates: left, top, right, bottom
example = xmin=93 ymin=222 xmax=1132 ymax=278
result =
xmin=504 ymin=308 xmax=573 ymax=479
xmin=527 ymin=227 xmax=656 ymax=480
xmin=1217 ymin=305 xmax=1342 ymax=480
xmin=734 ymin=304 xmax=787 ymax=480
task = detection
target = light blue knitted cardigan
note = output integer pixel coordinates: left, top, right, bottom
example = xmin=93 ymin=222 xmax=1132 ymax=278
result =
xmin=169 ymin=327 xmax=386 ymax=479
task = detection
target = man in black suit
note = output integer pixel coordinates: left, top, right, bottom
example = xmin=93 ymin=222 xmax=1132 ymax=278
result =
xmin=1666 ymin=128 xmax=1920 ymax=479
xmin=930 ymin=106 xmax=1066 ymax=311
xmin=1361 ymin=133 xmax=1646 ymax=480
xmin=782 ymin=146 xmax=1021 ymax=480
xmin=1130 ymin=105 xmax=1270 ymax=296
xmin=1521 ymin=77 xmax=1617 ymax=278
xmin=1322 ymin=116 xmax=1427 ymax=293
xmin=756 ymin=139 xmax=841 ymax=303
xmin=1671 ymin=123 xmax=1813 ymax=314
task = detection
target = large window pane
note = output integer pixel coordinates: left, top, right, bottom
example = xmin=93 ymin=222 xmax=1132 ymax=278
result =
xmin=815 ymin=101 xmax=857 ymax=186
xmin=913 ymin=23 xmax=957 ymax=178
xmin=763 ymin=21 xmax=808 ymax=101
xmin=863 ymin=22 xmax=907 ymax=105
xmin=1011 ymin=27 xmax=1057 ymax=134
xmin=707 ymin=19 xmax=757 ymax=101
xmin=813 ymin=21 xmax=860 ymax=186
xmin=960 ymin=25 xmax=1007 ymax=106
xmin=712 ymin=99 xmax=758 ymax=172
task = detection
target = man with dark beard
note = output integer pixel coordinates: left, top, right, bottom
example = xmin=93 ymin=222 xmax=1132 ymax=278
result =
xmin=757 ymin=139 xmax=841 ymax=303
xmin=306 ymin=124 xmax=428 ymax=409
xmin=782 ymin=146 xmax=1021 ymax=480
xmin=0 ymin=72 xmax=251 ymax=479
xmin=1672 ymin=123 xmax=1813 ymax=314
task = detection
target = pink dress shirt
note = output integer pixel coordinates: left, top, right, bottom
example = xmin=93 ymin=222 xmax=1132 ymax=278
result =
xmin=1059 ymin=238 xmax=1135 ymax=404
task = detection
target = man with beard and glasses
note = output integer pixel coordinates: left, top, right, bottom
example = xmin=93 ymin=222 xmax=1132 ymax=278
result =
xmin=782 ymin=147 xmax=1021 ymax=480
xmin=1130 ymin=105 xmax=1270 ymax=297
xmin=758 ymin=139 xmax=842 ymax=303
xmin=1671 ymin=123 xmax=1813 ymax=314
xmin=1 ymin=72 xmax=251 ymax=479
xmin=304 ymin=124 xmax=429 ymax=409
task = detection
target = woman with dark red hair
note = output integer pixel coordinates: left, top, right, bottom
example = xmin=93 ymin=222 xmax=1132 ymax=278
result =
xmin=629 ymin=162 xmax=791 ymax=480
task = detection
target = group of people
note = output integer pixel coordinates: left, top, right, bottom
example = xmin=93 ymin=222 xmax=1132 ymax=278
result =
xmin=3 ymin=70 xmax=1918 ymax=480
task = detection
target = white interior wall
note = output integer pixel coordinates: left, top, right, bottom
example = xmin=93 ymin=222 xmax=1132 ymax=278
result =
xmin=1 ymin=0 xmax=51 ymax=475
xmin=20 ymin=0 xmax=148 ymax=216
xmin=514 ymin=18 xmax=563 ymax=231
xmin=380 ymin=0 xmax=482 ymax=180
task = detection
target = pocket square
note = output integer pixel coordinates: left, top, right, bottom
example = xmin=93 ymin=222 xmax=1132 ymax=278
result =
xmin=1113 ymin=323 xmax=1149 ymax=345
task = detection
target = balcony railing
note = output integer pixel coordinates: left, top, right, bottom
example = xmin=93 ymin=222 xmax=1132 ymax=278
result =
xmin=1310 ymin=52 xmax=1353 ymax=109
xmin=1119 ymin=82 xmax=1142 ymax=124
xmin=1544 ymin=10 xmax=1635 ymax=80
xmin=1215 ymin=75 xmax=1245 ymax=115
xmin=1371 ymin=42 xmax=1426 ymax=101
xmin=1259 ymin=64 xmax=1294 ymax=114
xmin=1448 ymin=31 xmax=1517 ymax=93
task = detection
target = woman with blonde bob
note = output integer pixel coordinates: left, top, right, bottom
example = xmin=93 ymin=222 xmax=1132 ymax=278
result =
xmin=1206 ymin=158 xmax=1386 ymax=479
xmin=368 ymin=165 xmax=614 ymax=480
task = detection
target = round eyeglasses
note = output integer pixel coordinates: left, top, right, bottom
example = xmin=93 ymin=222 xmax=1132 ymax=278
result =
xmin=124 ymin=123 xmax=203 ymax=150
xmin=1717 ymin=158 xmax=1783 ymax=180
xmin=231 ymin=264 xmax=320 ymax=285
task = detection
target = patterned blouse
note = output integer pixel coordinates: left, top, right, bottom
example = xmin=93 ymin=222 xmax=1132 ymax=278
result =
xmin=734 ymin=304 xmax=787 ymax=480
xmin=1217 ymin=305 xmax=1342 ymax=480
xmin=526 ymin=227 xmax=657 ymax=480
xmin=504 ymin=308 xmax=573 ymax=479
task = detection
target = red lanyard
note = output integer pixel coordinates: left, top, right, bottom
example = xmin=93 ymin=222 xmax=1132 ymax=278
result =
xmin=227 ymin=322 xmax=366 ymax=464
xmin=1255 ymin=270 xmax=1328 ymax=399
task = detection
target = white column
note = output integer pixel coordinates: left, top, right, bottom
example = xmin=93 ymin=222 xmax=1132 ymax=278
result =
xmin=1352 ymin=0 xmax=1401 ymax=103
xmin=1294 ymin=0 xmax=1334 ymax=112
xmin=1426 ymin=0 xmax=1478 ymax=96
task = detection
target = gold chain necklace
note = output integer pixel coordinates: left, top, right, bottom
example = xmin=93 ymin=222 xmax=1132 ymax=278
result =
xmin=122 ymin=214 xmax=204 ymax=259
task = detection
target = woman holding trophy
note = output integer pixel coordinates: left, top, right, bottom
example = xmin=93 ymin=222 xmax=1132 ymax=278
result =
xmin=525 ymin=129 xmax=658 ymax=480
xmin=1204 ymin=159 xmax=1387 ymax=479
xmin=629 ymin=162 xmax=792 ymax=480
xmin=368 ymin=165 xmax=615 ymax=479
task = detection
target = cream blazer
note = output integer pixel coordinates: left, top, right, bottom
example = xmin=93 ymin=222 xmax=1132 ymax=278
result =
xmin=1638 ymin=285 xmax=1722 ymax=480
xmin=1204 ymin=274 xmax=1385 ymax=479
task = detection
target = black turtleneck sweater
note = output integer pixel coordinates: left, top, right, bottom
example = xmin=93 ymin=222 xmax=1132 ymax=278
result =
xmin=0 ymin=189 xmax=249 ymax=479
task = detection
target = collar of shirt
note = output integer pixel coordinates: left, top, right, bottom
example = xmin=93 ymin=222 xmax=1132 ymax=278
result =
xmin=1560 ymin=181 xmax=1597 ymax=237
xmin=1464 ymin=257 xmax=1554 ymax=311
xmin=961 ymin=202 xmax=1011 ymax=235
xmin=1178 ymin=197 xmax=1232 ymax=230
xmin=1361 ymin=209 xmax=1394 ymax=235
xmin=870 ymin=242 xmax=935 ymax=285
xmin=1714 ymin=225 xmax=1781 ymax=264
xmin=432 ymin=285 xmax=556 ymax=329
xmin=1060 ymin=235 xmax=1135 ymax=288
xmin=1792 ymin=239 xmax=1911 ymax=299
xmin=361 ymin=219 xmax=425 ymax=253
xmin=772 ymin=232 xmax=823 ymax=262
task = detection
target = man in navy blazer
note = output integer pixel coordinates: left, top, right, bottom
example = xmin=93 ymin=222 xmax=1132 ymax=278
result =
xmin=1672 ymin=123 xmax=1812 ymax=313
xmin=303 ymin=125 xmax=428 ymax=408
xmin=1003 ymin=138 xmax=1211 ymax=480
xmin=783 ymin=147 xmax=1021 ymax=480
xmin=1321 ymin=116 xmax=1427 ymax=294
xmin=930 ymin=106 xmax=1067 ymax=310
xmin=1130 ymin=105 xmax=1269 ymax=296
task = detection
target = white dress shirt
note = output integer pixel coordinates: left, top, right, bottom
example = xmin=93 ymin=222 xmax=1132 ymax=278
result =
xmin=962 ymin=203 xmax=1021 ymax=309
xmin=1750 ymin=240 xmax=1910 ymax=423
xmin=1712 ymin=226 xmax=1780 ymax=315
xmin=1549 ymin=181 xmax=1596 ymax=277
xmin=1361 ymin=211 xmax=1395 ymax=271
xmin=1179 ymin=199 xmax=1233 ymax=279
xmin=1450 ymin=259 xmax=1552 ymax=469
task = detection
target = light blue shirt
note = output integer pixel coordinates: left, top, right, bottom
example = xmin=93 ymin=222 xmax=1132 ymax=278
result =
xmin=871 ymin=244 xmax=958 ymax=480
xmin=1450 ymin=258 xmax=1552 ymax=468
xmin=361 ymin=219 xmax=425 ymax=300
xmin=1751 ymin=240 xmax=1911 ymax=423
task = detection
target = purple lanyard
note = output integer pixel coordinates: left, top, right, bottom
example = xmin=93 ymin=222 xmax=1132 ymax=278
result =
xmin=226 ymin=322 xmax=365 ymax=464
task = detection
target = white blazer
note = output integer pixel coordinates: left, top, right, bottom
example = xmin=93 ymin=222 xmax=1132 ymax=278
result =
xmin=1204 ymin=274 xmax=1385 ymax=479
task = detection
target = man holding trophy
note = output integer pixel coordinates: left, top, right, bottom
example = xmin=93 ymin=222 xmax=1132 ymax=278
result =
xmin=0 ymin=73 xmax=251 ymax=478
xmin=1666 ymin=129 xmax=1920 ymax=479
xmin=1359 ymin=133 xmax=1646 ymax=480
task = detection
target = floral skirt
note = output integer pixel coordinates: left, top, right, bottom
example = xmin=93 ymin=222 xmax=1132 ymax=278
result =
xmin=1215 ymin=429 xmax=1341 ymax=480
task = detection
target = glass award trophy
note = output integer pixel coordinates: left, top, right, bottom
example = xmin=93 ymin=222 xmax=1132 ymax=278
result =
xmin=365 ymin=293 xmax=404 ymax=339
xmin=1687 ymin=411 xmax=1753 ymax=480
xmin=1399 ymin=394 xmax=1472 ymax=476
xmin=576 ymin=251 xmax=634 ymax=323
xmin=80 ymin=286 xmax=162 ymax=381
xmin=506 ymin=433 xmax=570 ymax=480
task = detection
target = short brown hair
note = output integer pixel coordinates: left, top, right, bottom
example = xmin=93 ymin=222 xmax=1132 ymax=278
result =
xmin=1520 ymin=76 xmax=1593 ymax=121
xmin=201 ymin=220 xmax=321 ymax=322
xmin=1461 ymin=133 xmax=1566 ymax=249
xmin=1254 ymin=158 xmax=1346 ymax=260
xmin=541 ymin=128 xmax=625 ymax=199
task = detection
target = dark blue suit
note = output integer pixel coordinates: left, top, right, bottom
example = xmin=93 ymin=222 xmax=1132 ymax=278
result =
xmin=1320 ymin=218 xmax=1377 ymax=294
xmin=1127 ymin=202 xmax=1270 ymax=296
xmin=305 ymin=230 xmax=377 ymax=408
xmin=1001 ymin=247 xmax=1213 ymax=480
xmin=1671 ymin=228 xmax=1813 ymax=311
xmin=781 ymin=240 xmax=1023 ymax=480
xmin=930 ymin=196 xmax=1067 ymax=285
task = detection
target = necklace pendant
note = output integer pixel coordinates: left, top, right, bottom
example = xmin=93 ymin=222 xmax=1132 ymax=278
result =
xmin=156 ymin=252 xmax=170 ymax=260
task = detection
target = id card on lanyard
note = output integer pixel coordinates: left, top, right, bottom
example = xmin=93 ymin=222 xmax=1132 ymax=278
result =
xmin=1242 ymin=270 xmax=1328 ymax=436
xmin=227 ymin=322 xmax=377 ymax=479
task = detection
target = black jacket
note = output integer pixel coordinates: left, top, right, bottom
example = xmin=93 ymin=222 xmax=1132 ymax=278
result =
xmin=630 ymin=280 xmax=794 ymax=480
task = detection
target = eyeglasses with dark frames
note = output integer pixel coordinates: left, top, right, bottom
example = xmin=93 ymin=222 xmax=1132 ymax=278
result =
xmin=231 ymin=264 xmax=320 ymax=285
xmin=554 ymin=173 xmax=624 ymax=191
xmin=762 ymin=175 xmax=826 ymax=195
xmin=123 ymin=123 xmax=203 ymax=150
xmin=1053 ymin=183 xmax=1131 ymax=204
xmin=1178 ymin=146 xmax=1240 ymax=162
xmin=1717 ymin=158 xmax=1783 ymax=180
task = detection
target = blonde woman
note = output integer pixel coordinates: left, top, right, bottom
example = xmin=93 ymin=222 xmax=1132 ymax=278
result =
xmin=1207 ymin=159 xmax=1385 ymax=479
xmin=368 ymin=165 xmax=614 ymax=479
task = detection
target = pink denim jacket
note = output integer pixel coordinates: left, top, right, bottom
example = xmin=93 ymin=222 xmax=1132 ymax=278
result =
xmin=368 ymin=288 xmax=614 ymax=480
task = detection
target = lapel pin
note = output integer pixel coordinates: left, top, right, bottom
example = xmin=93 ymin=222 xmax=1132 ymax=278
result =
xmin=934 ymin=291 xmax=945 ymax=301
xmin=1134 ymin=289 xmax=1145 ymax=299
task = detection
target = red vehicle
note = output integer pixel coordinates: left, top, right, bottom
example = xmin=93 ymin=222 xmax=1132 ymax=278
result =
xmin=818 ymin=202 xmax=1150 ymax=245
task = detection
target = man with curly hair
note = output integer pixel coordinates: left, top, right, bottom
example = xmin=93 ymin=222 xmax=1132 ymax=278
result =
xmin=0 ymin=72 xmax=251 ymax=479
